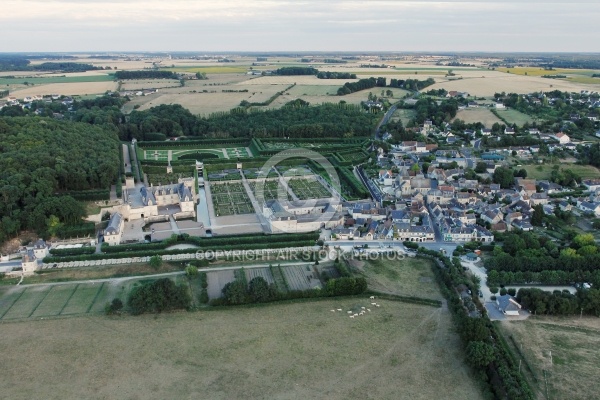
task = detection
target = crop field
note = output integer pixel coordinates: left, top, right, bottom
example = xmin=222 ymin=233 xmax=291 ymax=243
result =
xmin=0 ymin=74 xmax=114 ymax=86
xmin=206 ymin=269 xmax=236 ymax=299
xmin=353 ymin=257 xmax=442 ymax=301
xmin=453 ymin=108 xmax=503 ymax=127
xmin=164 ymin=66 xmax=249 ymax=74
xmin=245 ymin=267 xmax=275 ymax=285
xmin=0 ymin=298 xmax=482 ymax=400
xmin=496 ymin=67 xmax=600 ymax=77
xmin=0 ymin=281 xmax=128 ymax=321
xmin=286 ymin=84 xmax=342 ymax=96
xmin=500 ymin=317 xmax=600 ymax=400
xmin=120 ymin=79 xmax=181 ymax=90
xmin=280 ymin=264 xmax=322 ymax=290
xmin=287 ymin=177 xmax=331 ymax=200
xmin=9 ymin=81 xmax=118 ymax=97
xmin=210 ymin=182 xmax=254 ymax=216
xmin=521 ymin=163 xmax=600 ymax=180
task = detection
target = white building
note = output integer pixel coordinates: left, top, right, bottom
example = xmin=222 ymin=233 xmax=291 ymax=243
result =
xmin=104 ymin=212 xmax=124 ymax=246
xmin=262 ymin=199 xmax=343 ymax=233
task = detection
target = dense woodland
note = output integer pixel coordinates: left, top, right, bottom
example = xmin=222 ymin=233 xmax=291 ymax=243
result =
xmin=0 ymin=56 xmax=102 ymax=72
xmin=0 ymin=117 xmax=119 ymax=243
xmin=273 ymin=67 xmax=318 ymax=75
xmin=114 ymin=70 xmax=178 ymax=80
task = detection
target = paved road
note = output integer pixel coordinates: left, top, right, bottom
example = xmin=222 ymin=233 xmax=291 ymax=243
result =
xmin=122 ymin=144 xmax=132 ymax=174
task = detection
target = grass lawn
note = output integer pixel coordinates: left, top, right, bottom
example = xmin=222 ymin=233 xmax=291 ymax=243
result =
xmin=521 ymin=163 xmax=600 ymax=180
xmin=352 ymin=257 xmax=442 ymax=301
xmin=0 ymin=299 xmax=482 ymax=400
xmin=497 ymin=108 xmax=537 ymax=125
xmin=391 ymin=108 xmax=416 ymax=125
xmin=499 ymin=317 xmax=600 ymax=400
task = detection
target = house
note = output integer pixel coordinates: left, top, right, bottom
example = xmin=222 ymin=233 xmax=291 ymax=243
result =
xmin=504 ymin=127 xmax=515 ymax=135
xmin=552 ymin=132 xmax=570 ymax=144
xmin=558 ymin=201 xmax=572 ymax=212
xmin=32 ymin=239 xmax=49 ymax=259
xmin=538 ymin=180 xmax=562 ymax=194
xmin=528 ymin=128 xmax=540 ymax=135
xmin=495 ymin=103 xmax=506 ymax=109
xmin=332 ymin=227 xmax=358 ymax=240
xmin=21 ymin=250 xmax=38 ymax=276
xmin=263 ymin=199 xmax=343 ymax=233
xmin=496 ymin=295 xmax=522 ymax=316
xmin=587 ymin=113 xmax=599 ymax=122
xmin=578 ymin=201 xmax=600 ymax=217
xmin=512 ymin=219 xmax=533 ymax=231
xmin=529 ymin=193 xmax=549 ymax=206
xmin=480 ymin=128 xmax=492 ymax=136
xmin=582 ymin=179 xmax=600 ymax=192
xmin=103 ymin=212 xmax=124 ymax=246
xmin=378 ymin=170 xmax=394 ymax=186
xmin=468 ymin=101 xmax=479 ymax=108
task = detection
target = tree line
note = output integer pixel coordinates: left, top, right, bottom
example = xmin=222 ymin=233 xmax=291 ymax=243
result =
xmin=114 ymin=70 xmax=178 ymax=80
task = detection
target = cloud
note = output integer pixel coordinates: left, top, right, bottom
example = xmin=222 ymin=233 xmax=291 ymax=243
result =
xmin=0 ymin=1 xmax=598 ymax=51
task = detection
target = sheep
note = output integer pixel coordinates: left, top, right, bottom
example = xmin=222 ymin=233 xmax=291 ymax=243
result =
xmin=361 ymin=306 xmax=366 ymax=310
xmin=375 ymin=304 xmax=381 ymax=307
xmin=347 ymin=311 xmax=353 ymax=314
xmin=371 ymin=302 xmax=377 ymax=305
xmin=349 ymin=315 xmax=355 ymax=319
xmin=367 ymin=308 xmax=371 ymax=312
xmin=330 ymin=310 xmax=336 ymax=312
xmin=353 ymin=313 xmax=358 ymax=317
xmin=369 ymin=296 xmax=375 ymax=299
xmin=359 ymin=312 xmax=365 ymax=316
xmin=336 ymin=309 xmax=342 ymax=312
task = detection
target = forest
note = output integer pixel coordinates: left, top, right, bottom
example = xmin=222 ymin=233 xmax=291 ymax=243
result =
xmin=273 ymin=67 xmax=318 ymax=75
xmin=123 ymin=102 xmax=378 ymax=139
xmin=114 ymin=70 xmax=178 ymax=80
xmin=0 ymin=117 xmax=120 ymax=243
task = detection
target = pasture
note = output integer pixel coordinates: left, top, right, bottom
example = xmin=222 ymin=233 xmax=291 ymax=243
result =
xmin=500 ymin=317 xmax=600 ymax=400
xmin=390 ymin=108 xmax=416 ymax=125
xmin=453 ymin=108 xmax=503 ymax=127
xmin=355 ymin=257 xmax=442 ymax=301
xmin=0 ymin=299 xmax=482 ymax=400
xmin=521 ymin=163 xmax=600 ymax=181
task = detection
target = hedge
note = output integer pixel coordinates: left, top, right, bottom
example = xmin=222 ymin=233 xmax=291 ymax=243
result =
xmin=49 ymin=247 xmax=96 ymax=257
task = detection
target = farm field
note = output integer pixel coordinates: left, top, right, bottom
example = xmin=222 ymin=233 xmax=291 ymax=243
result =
xmin=453 ymin=108 xmax=503 ymax=127
xmin=496 ymin=67 xmax=600 ymax=77
xmin=0 ymin=74 xmax=114 ymax=85
xmin=287 ymin=177 xmax=332 ymax=200
xmin=521 ymin=163 xmax=600 ymax=180
xmin=210 ymin=182 xmax=254 ymax=216
xmin=8 ymin=81 xmax=118 ymax=97
xmin=499 ymin=317 xmax=600 ymax=400
xmin=0 ymin=299 xmax=482 ymax=400
xmin=354 ymin=257 xmax=442 ymax=301
xmin=0 ymin=280 xmax=131 ymax=321
xmin=120 ymin=79 xmax=181 ymax=90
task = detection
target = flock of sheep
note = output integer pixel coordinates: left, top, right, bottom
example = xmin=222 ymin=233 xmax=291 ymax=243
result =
xmin=330 ymin=296 xmax=381 ymax=319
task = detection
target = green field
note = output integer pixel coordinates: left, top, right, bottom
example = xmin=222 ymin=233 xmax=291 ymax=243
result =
xmin=356 ymin=257 xmax=442 ymax=301
xmin=391 ymin=108 xmax=416 ymax=125
xmin=500 ymin=317 xmax=600 ymax=400
xmin=0 ymin=74 xmax=114 ymax=85
xmin=161 ymin=66 xmax=248 ymax=74
xmin=286 ymin=85 xmax=341 ymax=96
xmin=522 ymin=163 xmax=600 ymax=180
xmin=0 ymin=279 xmax=135 ymax=320
xmin=496 ymin=108 xmax=537 ymax=125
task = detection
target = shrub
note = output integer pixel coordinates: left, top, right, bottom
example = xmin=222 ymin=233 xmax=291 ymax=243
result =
xmin=499 ymin=287 xmax=507 ymax=296
xmin=104 ymin=298 xmax=123 ymax=315
xmin=507 ymin=288 xmax=516 ymax=297
xmin=127 ymin=278 xmax=191 ymax=315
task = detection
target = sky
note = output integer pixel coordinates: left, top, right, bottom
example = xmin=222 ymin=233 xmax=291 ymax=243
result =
xmin=1 ymin=0 xmax=599 ymax=53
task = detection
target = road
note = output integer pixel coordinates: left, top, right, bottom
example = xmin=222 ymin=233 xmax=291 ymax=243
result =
xmin=474 ymin=139 xmax=482 ymax=150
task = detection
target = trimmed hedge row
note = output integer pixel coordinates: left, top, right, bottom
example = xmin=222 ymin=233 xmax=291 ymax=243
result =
xmin=101 ymin=232 xmax=319 ymax=254
xmin=43 ymin=239 xmax=317 ymax=263
xmin=49 ymin=247 xmax=96 ymax=256
xmin=59 ymin=190 xmax=110 ymax=201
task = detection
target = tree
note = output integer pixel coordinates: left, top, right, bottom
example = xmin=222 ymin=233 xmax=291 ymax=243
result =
xmin=474 ymin=161 xmax=487 ymax=173
xmin=493 ymin=167 xmax=514 ymax=189
xmin=466 ymin=341 xmax=495 ymax=368
xmin=46 ymin=215 xmax=63 ymax=237
xmin=104 ymin=298 xmax=123 ymax=315
xmin=149 ymin=255 xmax=163 ymax=270
xmin=222 ymin=280 xmax=248 ymax=305
xmin=248 ymin=277 xmax=273 ymax=303
xmin=185 ymin=264 xmax=198 ymax=278
xmin=531 ymin=204 xmax=544 ymax=227
xmin=572 ymin=233 xmax=595 ymax=249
